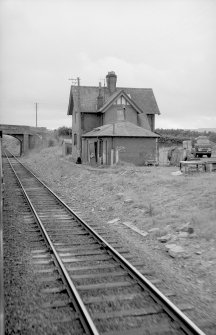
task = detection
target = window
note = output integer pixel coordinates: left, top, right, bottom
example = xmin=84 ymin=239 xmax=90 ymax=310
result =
xmin=74 ymin=133 xmax=77 ymax=145
xmin=75 ymin=111 xmax=78 ymax=123
xmin=115 ymin=95 xmax=130 ymax=105
xmin=116 ymin=97 xmax=122 ymax=105
xmin=117 ymin=109 xmax=125 ymax=121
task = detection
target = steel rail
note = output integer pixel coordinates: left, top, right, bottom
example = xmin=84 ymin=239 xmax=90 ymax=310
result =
xmin=7 ymin=151 xmax=206 ymax=335
xmin=5 ymin=152 xmax=100 ymax=335
xmin=0 ymin=132 xmax=4 ymax=335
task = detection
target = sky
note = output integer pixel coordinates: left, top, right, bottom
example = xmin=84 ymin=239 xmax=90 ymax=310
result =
xmin=0 ymin=0 xmax=215 ymax=130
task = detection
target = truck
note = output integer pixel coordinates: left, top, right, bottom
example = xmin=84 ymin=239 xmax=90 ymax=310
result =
xmin=191 ymin=136 xmax=212 ymax=158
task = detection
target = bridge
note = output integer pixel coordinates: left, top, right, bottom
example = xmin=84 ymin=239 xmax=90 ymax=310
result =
xmin=0 ymin=124 xmax=48 ymax=155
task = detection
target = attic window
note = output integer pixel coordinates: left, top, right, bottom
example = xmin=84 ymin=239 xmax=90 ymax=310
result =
xmin=115 ymin=95 xmax=130 ymax=105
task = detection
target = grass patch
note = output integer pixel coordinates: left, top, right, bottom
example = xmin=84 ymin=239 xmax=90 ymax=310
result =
xmin=22 ymin=146 xmax=216 ymax=246
xmin=190 ymin=212 xmax=216 ymax=240
xmin=144 ymin=203 xmax=155 ymax=217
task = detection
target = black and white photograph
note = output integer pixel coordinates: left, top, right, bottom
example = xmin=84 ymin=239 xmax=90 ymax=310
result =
xmin=0 ymin=0 xmax=216 ymax=334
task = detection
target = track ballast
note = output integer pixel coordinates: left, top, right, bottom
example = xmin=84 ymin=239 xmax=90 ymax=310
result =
xmin=3 ymin=152 xmax=206 ymax=335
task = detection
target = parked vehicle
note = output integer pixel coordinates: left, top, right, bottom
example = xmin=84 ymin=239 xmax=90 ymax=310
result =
xmin=191 ymin=136 xmax=212 ymax=158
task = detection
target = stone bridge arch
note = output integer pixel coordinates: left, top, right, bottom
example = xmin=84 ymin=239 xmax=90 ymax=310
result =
xmin=0 ymin=124 xmax=48 ymax=155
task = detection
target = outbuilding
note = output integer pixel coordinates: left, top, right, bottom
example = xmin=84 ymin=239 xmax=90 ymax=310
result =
xmin=82 ymin=120 xmax=159 ymax=165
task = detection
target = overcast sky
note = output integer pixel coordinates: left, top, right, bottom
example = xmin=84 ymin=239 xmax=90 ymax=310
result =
xmin=0 ymin=0 xmax=215 ymax=130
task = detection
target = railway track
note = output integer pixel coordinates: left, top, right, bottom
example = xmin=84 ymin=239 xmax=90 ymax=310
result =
xmin=3 ymin=151 xmax=207 ymax=335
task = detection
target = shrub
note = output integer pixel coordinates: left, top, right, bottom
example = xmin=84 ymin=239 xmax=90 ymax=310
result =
xmin=57 ymin=126 xmax=72 ymax=137
xmin=48 ymin=139 xmax=55 ymax=147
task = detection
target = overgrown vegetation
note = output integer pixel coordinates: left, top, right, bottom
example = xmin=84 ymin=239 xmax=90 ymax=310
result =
xmin=156 ymin=128 xmax=216 ymax=145
xmin=56 ymin=126 xmax=72 ymax=137
xmin=48 ymin=139 xmax=55 ymax=147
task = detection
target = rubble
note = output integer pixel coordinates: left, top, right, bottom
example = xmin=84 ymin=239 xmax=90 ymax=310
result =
xmin=177 ymin=222 xmax=194 ymax=234
xmin=157 ymin=234 xmax=172 ymax=243
xmin=178 ymin=232 xmax=189 ymax=238
xmin=165 ymin=244 xmax=186 ymax=258
xmin=148 ymin=227 xmax=160 ymax=233
xmin=124 ymin=198 xmax=134 ymax=204
xmin=108 ymin=218 xmax=120 ymax=224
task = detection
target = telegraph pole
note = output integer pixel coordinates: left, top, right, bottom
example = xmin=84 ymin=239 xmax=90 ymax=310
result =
xmin=35 ymin=102 xmax=38 ymax=127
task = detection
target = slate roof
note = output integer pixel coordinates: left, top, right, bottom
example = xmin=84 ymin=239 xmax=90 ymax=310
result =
xmin=67 ymin=86 xmax=160 ymax=115
xmin=82 ymin=121 xmax=159 ymax=138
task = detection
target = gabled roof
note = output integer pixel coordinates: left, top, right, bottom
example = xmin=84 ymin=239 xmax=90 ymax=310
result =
xmin=67 ymin=86 xmax=160 ymax=115
xmin=82 ymin=121 xmax=160 ymax=138
xmin=67 ymin=86 xmax=107 ymax=116
xmin=119 ymin=87 xmax=160 ymax=116
xmin=98 ymin=89 xmax=143 ymax=114
xmin=98 ymin=90 xmax=121 ymax=112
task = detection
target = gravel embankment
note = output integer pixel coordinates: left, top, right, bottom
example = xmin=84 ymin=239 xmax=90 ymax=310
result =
xmin=20 ymin=146 xmax=216 ymax=333
xmin=3 ymin=145 xmax=216 ymax=334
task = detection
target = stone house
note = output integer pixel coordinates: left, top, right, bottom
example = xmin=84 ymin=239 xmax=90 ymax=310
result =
xmin=67 ymin=71 xmax=160 ymax=165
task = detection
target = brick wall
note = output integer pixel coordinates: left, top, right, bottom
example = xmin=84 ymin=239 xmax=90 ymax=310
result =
xmin=146 ymin=114 xmax=155 ymax=131
xmin=103 ymin=105 xmax=138 ymax=125
xmin=82 ymin=113 xmax=101 ymax=133
xmin=116 ymin=137 xmax=156 ymax=165
xmin=82 ymin=136 xmax=157 ymax=166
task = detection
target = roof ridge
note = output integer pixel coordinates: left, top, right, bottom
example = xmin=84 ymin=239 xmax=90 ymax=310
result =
xmin=119 ymin=87 xmax=153 ymax=90
xmin=82 ymin=120 xmax=159 ymax=138
xmin=71 ymin=85 xmax=153 ymax=90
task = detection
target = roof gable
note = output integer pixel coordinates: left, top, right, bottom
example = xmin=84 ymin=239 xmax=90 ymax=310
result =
xmin=98 ymin=90 xmax=143 ymax=115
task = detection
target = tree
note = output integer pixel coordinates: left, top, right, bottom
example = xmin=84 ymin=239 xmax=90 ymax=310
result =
xmin=155 ymin=128 xmax=215 ymax=146
xmin=209 ymin=132 xmax=216 ymax=143
xmin=57 ymin=126 xmax=72 ymax=137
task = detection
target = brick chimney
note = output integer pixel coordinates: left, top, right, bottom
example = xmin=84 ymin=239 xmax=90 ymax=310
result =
xmin=97 ymin=82 xmax=104 ymax=110
xmin=106 ymin=71 xmax=117 ymax=95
